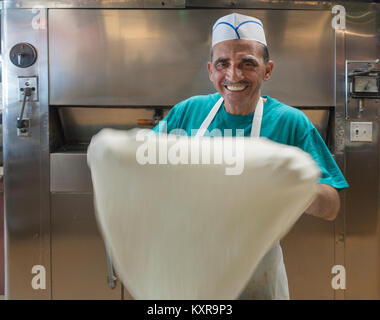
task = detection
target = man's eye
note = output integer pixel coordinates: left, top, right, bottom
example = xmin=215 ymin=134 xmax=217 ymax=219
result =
xmin=244 ymin=62 xmax=255 ymax=67
xmin=216 ymin=63 xmax=228 ymax=69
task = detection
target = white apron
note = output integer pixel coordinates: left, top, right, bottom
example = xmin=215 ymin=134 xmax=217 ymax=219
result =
xmin=197 ymin=96 xmax=290 ymax=300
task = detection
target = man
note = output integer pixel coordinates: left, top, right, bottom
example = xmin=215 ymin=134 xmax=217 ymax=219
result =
xmin=153 ymin=13 xmax=348 ymax=299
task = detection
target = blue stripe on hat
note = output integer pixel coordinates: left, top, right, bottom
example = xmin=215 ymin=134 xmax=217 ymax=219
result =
xmin=212 ymin=22 xmax=241 ymax=39
xmin=213 ymin=20 xmax=264 ymax=42
xmin=236 ymin=20 xmax=263 ymax=30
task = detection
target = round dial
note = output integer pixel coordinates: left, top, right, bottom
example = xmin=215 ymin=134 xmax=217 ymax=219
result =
xmin=10 ymin=43 xmax=37 ymax=68
xmin=354 ymin=76 xmax=379 ymax=93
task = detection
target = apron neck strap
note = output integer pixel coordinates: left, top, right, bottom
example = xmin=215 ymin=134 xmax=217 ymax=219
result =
xmin=196 ymin=96 xmax=264 ymax=138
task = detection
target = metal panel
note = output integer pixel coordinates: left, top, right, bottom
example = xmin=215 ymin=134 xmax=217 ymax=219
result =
xmin=345 ymin=133 xmax=379 ymax=299
xmin=343 ymin=3 xmax=380 ymax=299
xmin=49 ymin=9 xmax=334 ymax=107
xmin=1 ymin=0 xmax=331 ymax=10
xmin=333 ymin=26 xmax=347 ymax=300
xmin=186 ymin=0 xmax=331 ymax=10
xmin=2 ymin=0 xmax=185 ymax=9
xmin=50 ymin=193 xmax=122 ymax=299
xmin=281 ymin=215 xmax=335 ymax=299
xmin=2 ymin=8 xmax=51 ymax=299
xmin=50 ymin=153 xmax=92 ymax=193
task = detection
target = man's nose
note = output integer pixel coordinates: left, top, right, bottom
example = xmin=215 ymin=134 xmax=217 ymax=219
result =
xmin=226 ymin=65 xmax=243 ymax=83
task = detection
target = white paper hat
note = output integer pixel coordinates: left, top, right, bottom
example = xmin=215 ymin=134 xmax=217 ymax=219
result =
xmin=212 ymin=13 xmax=267 ymax=47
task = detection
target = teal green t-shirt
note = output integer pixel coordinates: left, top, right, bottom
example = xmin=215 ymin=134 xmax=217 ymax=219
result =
xmin=153 ymin=93 xmax=349 ymax=190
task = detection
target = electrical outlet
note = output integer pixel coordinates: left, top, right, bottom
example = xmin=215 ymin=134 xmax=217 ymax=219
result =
xmin=350 ymin=122 xmax=373 ymax=142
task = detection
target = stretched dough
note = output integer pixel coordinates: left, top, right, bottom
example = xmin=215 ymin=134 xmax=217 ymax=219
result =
xmin=87 ymin=129 xmax=320 ymax=300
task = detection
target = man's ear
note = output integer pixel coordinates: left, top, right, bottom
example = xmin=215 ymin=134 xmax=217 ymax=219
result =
xmin=263 ymin=60 xmax=274 ymax=81
xmin=207 ymin=61 xmax=213 ymax=82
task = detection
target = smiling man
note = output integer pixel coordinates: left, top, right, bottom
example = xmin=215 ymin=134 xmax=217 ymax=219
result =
xmin=208 ymin=39 xmax=273 ymax=116
xmin=153 ymin=13 xmax=348 ymax=299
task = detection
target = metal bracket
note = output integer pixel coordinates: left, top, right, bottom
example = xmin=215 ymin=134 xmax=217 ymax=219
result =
xmin=16 ymin=76 xmax=38 ymax=137
xmin=18 ymin=76 xmax=38 ymax=102
xmin=344 ymin=59 xmax=379 ymax=120
xmin=17 ymin=118 xmax=30 ymax=137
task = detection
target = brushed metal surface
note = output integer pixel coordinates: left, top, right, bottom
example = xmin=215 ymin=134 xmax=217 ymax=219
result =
xmin=0 ymin=1 xmax=353 ymax=10
xmin=49 ymin=9 xmax=334 ymax=107
xmin=333 ymin=27 xmax=347 ymax=300
xmin=186 ymin=0 xmax=331 ymax=10
xmin=2 ymin=0 xmax=330 ymax=10
xmin=343 ymin=3 xmax=380 ymax=299
xmin=50 ymin=153 xmax=92 ymax=193
xmin=3 ymin=8 xmax=51 ymax=299
xmin=50 ymin=193 xmax=122 ymax=299
xmin=345 ymin=136 xmax=379 ymax=299
xmin=2 ymin=0 xmax=185 ymax=9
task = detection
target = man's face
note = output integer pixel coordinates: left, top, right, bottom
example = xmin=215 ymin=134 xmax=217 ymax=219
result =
xmin=207 ymin=40 xmax=274 ymax=112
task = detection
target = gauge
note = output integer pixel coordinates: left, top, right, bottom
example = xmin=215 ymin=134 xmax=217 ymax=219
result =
xmin=353 ymin=76 xmax=378 ymax=93
xmin=351 ymin=73 xmax=380 ymax=98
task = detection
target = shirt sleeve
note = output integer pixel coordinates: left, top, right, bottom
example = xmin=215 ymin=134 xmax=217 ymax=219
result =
xmin=298 ymin=126 xmax=349 ymax=191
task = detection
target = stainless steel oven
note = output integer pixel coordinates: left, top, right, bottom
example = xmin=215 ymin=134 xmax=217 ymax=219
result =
xmin=2 ymin=0 xmax=379 ymax=299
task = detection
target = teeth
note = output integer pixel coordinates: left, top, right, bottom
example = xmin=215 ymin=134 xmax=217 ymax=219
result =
xmin=226 ymin=85 xmax=246 ymax=91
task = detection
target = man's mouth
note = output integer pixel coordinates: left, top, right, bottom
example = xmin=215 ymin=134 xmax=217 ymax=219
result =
xmin=225 ymin=84 xmax=248 ymax=92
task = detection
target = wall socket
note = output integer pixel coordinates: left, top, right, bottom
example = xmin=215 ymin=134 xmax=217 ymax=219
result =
xmin=350 ymin=122 xmax=373 ymax=142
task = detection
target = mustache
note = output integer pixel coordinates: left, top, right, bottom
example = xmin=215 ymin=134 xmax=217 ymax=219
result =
xmin=222 ymin=80 xmax=250 ymax=86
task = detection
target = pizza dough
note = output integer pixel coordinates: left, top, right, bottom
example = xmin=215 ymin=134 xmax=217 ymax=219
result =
xmin=87 ymin=128 xmax=320 ymax=300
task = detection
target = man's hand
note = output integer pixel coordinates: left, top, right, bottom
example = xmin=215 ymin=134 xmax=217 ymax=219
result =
xmin=305 ymin=184 xmax=340 ymax=221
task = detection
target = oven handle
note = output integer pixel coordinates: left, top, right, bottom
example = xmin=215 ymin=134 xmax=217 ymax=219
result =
xmin=17 ymin=87 xmax=33 ymax=136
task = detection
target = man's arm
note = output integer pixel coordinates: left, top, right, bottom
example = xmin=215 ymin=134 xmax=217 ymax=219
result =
xmin=305 ymin=184 xmax=340 ymax=221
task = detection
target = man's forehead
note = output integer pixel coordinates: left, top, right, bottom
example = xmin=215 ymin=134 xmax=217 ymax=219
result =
xmin=212 ymin=39 xmax=262 ymax=58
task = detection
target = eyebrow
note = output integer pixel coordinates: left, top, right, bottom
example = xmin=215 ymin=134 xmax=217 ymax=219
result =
xmin=241 ymin=57 xmax=259 ymax=64
xmin=213 ymin=57 xmax=260 ymax=65
xmin=214 ymin=57 xmax=229 ymax=65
